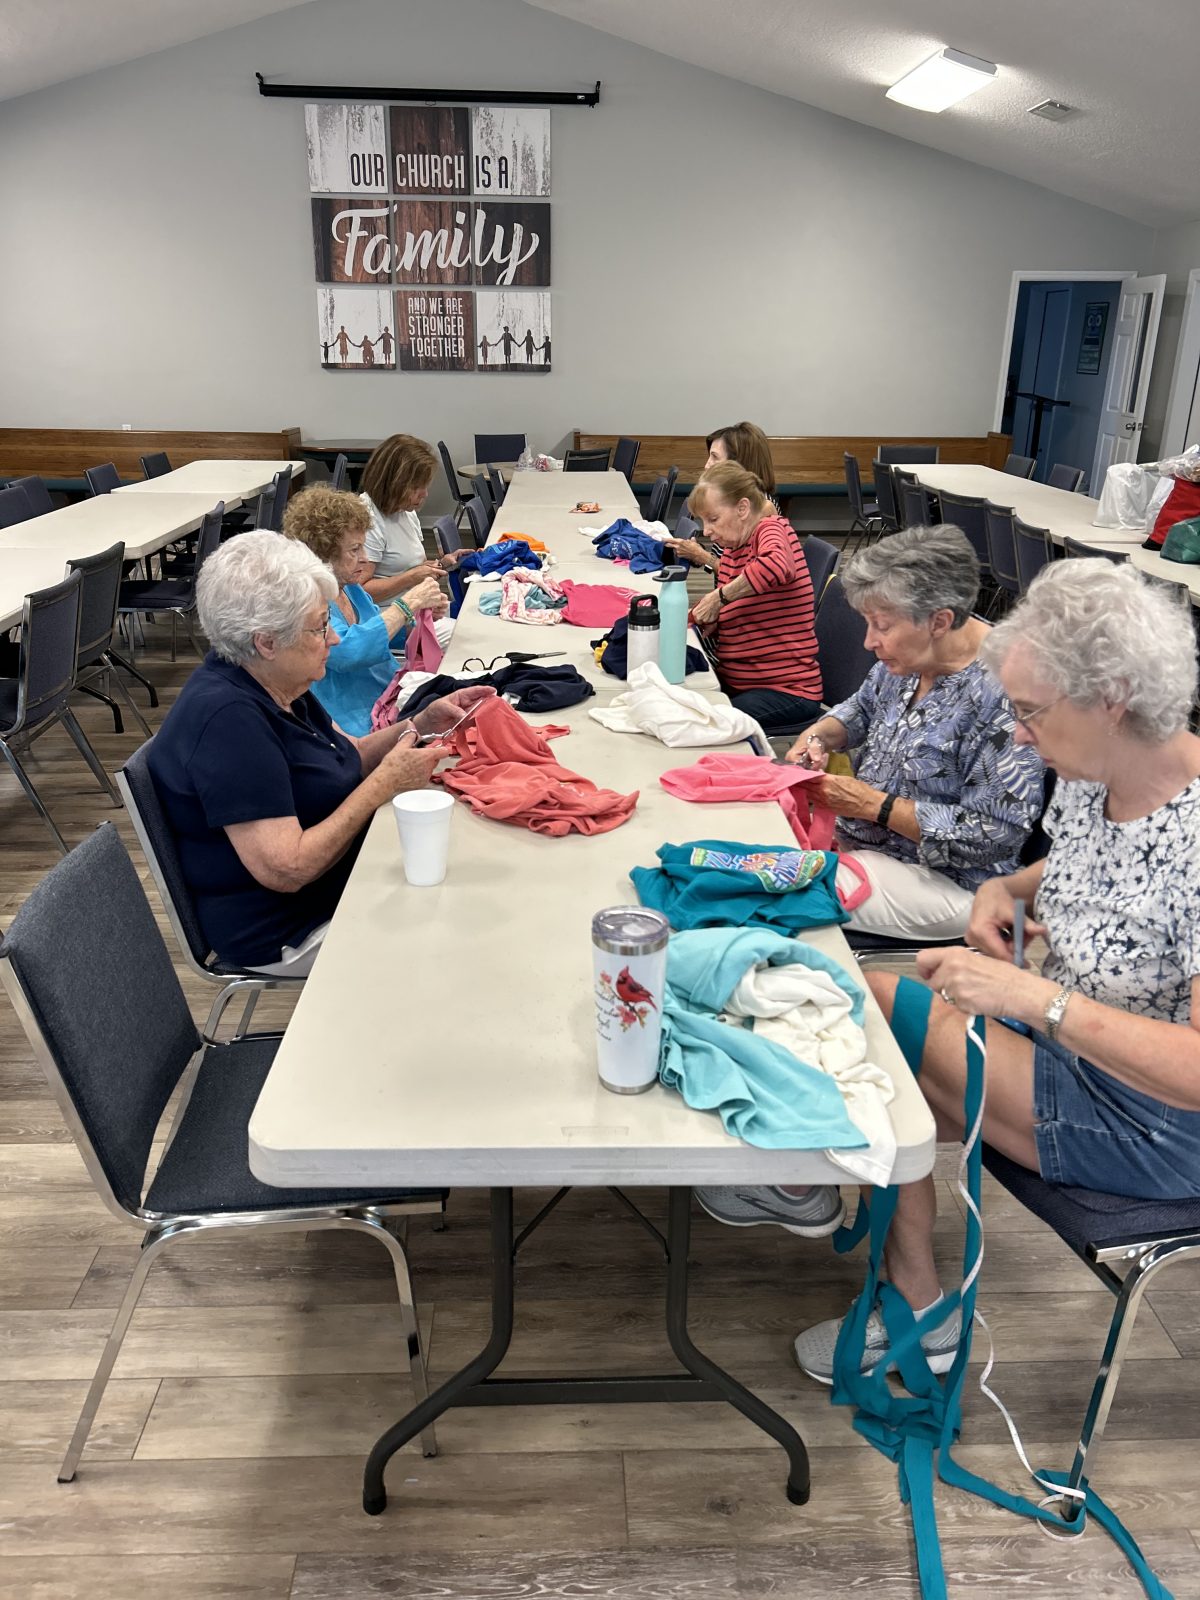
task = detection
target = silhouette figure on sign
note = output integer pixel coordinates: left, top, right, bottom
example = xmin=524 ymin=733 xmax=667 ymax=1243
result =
xmin=360 ymin=335 xmax=375 ymax=366
xmin=479 ymin=334 xmax=493 ymax=365
xmin=336 ymin=324 xmax=351 ymax=364
xmin=500 ymin=324 xmax=515 ymax=363
xmin=522 ymin=328 xmax=535 ymax=363
xmin=540 ymin=334 xmax=551 ymax=366
xmin=378 ymin=326 xmax=394 ymax=363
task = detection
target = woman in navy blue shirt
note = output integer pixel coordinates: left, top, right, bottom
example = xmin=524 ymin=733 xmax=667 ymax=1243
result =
xmin=148 ymin=532 xmax=489 ymax=973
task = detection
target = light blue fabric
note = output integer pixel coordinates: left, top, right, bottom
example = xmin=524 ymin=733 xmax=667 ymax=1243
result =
xmin=311 ymin=583 xmax=398 ymax=737
xmin=476 ymin=586 xmax=566 ymax=616
xmin=659 ymin=927 xmax=867 ymax=1152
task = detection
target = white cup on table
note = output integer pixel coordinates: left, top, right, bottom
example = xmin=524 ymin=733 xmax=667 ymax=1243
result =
xmin=392 ymin=790 xmax=455 ymax=886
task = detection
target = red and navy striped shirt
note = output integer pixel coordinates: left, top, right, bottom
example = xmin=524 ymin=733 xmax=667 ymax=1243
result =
xmin=715 ymin=515 xmax=821 ymax=699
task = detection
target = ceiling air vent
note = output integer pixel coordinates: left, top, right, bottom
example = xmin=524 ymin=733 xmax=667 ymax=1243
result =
xmin=1028 ymin=100 xmax=1078 ymax=121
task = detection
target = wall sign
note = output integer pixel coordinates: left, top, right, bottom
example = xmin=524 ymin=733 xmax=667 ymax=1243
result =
xmin=1076 ymin=301 xmax=1110 ymax=376
xmin=306 ymin=103 xmax=551 ymax=374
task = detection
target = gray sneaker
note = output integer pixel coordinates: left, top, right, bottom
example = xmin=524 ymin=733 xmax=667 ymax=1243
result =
xmin=793 ymin=1301 xmax=962 ymax=1386
xmin=694 ymin=1184 xmax=845 ymax=1238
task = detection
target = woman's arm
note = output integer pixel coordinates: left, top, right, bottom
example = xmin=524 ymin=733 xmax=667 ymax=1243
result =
xmin=361 ymin=562 xmax=443 ymax=603
xmin=326 ymin=604 xmax=406 ymax=667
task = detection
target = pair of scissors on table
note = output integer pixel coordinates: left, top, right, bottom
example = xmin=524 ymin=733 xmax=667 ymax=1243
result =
xmin=460 ymin=650 xmax=567 ymax=672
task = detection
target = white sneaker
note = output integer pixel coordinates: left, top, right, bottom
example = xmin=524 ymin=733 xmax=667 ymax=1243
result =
xmin=793 ymin=1300 xmax=962 ymax=1386
xmin=694 ymin=1184 xmax=845 ymax=1238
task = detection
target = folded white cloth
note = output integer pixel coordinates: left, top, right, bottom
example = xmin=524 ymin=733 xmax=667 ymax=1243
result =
xmin=588 ymin=661 xmax=766 ymax=748
xmin=724 ymin=960 xmax=897 ymax=1186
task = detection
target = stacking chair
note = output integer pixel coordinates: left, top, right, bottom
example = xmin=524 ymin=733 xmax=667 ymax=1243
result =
xmin=486 ymin=463 xmax=507 ymax=507
xmin=473 ymin=432 xmax=526 ymax=464
xmin=85 ymin=462 xmax=122 ymax=496
xmin=437 ymin=440 xmax=473 ymax=528
xmin=140 ymin=452 xmax=172 ymax=479
xmin=1003 ymin=453 xmax=1037 ymax=479
xmin=0 ymin=484 xmax=36 ymax=527
xmin=802 ymin=535 xmax=839 ymax=603
xmin=898 ymin=480 xmax=934 ymax=530
xmin=329 ymin=452 xmax=349 ymax=491
xmin=1013 ymin=515 xmax=1053 ymax=591
xmin=983 ymin=502 xmax=1021 ymax=609
xmin=433 ymin=514 xmax=468 ymax=614
xmin=612 ymin=437 xmax=640 ymax=482
xmin=871 ymin=460 xmax=901 ymax=534
xmin=843 ymin=452 xmax=883 ymax=550
xmin=0 ymin=571 xmax=120 ymax=853
xmin=67 ymin=542 xmax=152 ymax=738
xmin=119 ymin=501 xmax=223 ymax=661
xmin=1048 ymin=462 xmax=1085 ymax=493
xmin=877 ymin=444 xmax=939 ymax=464
xmin=10 ymin=475 xmax=55 ymax=517
xmin=563 ymin=447 xmax=612 ymax=472
xmin=464 ymin=495 xmax=490 ymax=549
xmin=646 ymin=467 xmax=679 ymax=525
xmin=674 ymin=508 xmax=701 ymax=543
xmin=258 ymin=469 xmax=292 ymax=534
xmin=0 ymin=822 xmax=446 ymax=1484
xmin=814 ymin=576 xmax=875 ymax=707
xmin=1063 ymin=537 xmax=1127 ymax=565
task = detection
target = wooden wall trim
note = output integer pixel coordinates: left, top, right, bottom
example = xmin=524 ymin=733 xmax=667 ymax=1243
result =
xmin=573 ymin=432 xmax=1013 ymax=485
xmin=0 ymin=426 xmax=303 ymax=482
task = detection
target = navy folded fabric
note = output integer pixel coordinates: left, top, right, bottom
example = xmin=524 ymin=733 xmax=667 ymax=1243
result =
xmin=457 ymin=540 xmax=543 ymax=578
xmin=401 ymin=663 xmax=594 ymax=717
xmin=592 ymin=519 xmax=668 ymax=574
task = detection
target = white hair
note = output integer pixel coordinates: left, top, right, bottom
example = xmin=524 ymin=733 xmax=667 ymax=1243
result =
xmin=197 ymin=531 xmax=336 ymax=665
xmin=980 ymin=559 xmax=1198 ymax=743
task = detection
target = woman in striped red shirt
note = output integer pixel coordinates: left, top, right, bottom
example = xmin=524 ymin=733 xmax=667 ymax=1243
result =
xmin=668 ymin=461 xmax=821 ymax=732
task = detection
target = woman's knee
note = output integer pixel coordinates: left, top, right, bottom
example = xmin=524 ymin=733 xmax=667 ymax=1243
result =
xmin=865 ymin=968 xmax=899 ymax=1022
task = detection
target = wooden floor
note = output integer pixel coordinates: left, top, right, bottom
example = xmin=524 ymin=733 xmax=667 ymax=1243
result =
xmin=2 ymin=625 xmax=1200 ymax=1600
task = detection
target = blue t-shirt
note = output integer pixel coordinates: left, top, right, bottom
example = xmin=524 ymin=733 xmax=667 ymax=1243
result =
xmin=147 ymin=653 xmax=364 ymax=967
xmin=310 ymin=583 xmax=398 ymax=737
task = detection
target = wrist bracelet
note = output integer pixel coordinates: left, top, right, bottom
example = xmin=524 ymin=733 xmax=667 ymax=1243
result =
xmin=392 ymin=597 xmax=414 ymax=626
xmin=876 ymin=793 xmax=897 ymax=829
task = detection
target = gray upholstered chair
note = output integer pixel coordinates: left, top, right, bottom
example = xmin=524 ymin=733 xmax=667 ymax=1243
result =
xmin=1062 ymin=537 xmax=1127 ymax=564
xmin=612 ymin=437 xmax=640 ymax=482
xmin=473 ymin=432 xmax=525 ymax=463
xmin=646 ymin=467 xmax=678 ymax=525
xmin=983 ymin=501 xmax=1021 ymax=607
xmin=10 ymin=475 xmax=55 ymax=517
xmin=67 ymin=541 xmax=152 ymax=738
xmin=877 ymin=444 xmax=939 ymax=464
xmin=118 ymin=501 xmax=223 ymax=661
xmin=1003 ymin=453 xmax=1037 ymax=478
xmin=0 ymin=823 xmax=446 ymax=1483
xmin=871 ymin=460 xmax=901 ymax=534
xmin=1048 ymin=462 xmax=1085 ymax=493
xmin=329 ymin=452 xmax=349 ymax=491
xmin=563 ymin=447 xmax=611 ymax=472
xmin=843 ymin=452 xmax=882 ymax=550
xmin=1013 ymin=514 xmax=1053 ymax=591
xmin=0 ymin=484 xmax=36 ymax=527
xmin=801 ymin=536 xmax=839 ymax=603
xmin=464 ymin=494 xmax=490 ymax=548
xmin=140 ymin=451 xmax=172 ymax=479
xmin=85 ymin=462 xmax=122 ymax=496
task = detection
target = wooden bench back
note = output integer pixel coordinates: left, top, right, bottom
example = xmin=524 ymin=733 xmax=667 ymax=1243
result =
xmin=573 ymin=432 xmax=1011 ymax=485
xmin=0 ymin=426 xmax=303 ymax=483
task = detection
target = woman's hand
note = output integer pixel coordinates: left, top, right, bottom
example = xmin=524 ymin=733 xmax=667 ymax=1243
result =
xmin=785 ymin=733 xmax=830 ymax=770
xmin=411 ymin=685 xmax=497 ymax=738
xmin=810 ymin=773 xmax=882 ymax=819
xmin=917 ymin=945 xmax=1051 ymax=1022
xmin=967 ymin=877 xmax=1047 ymax=964
xmin=404 ymin=576 xmax=449 ymax=617
xmin=374 ymin=729 xmax=444 ymax=798
xmin=665 ymin=536 xmax=709 ymax=568
xmin=437 ymin=549 xmax=468 ymax=569
xmin=691 ymin=588 xmax=723 ymax=626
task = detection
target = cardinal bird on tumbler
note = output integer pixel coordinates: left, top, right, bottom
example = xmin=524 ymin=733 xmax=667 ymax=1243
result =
xmin=616 ymin=967 xmax=657 ymax=1010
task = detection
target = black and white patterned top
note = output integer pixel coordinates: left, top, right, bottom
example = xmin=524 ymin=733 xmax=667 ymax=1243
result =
xmin=1038 ymin=777 xmax=1200 ymax=1024
xmin=830 ymin=659 xmax=1044 ymax=891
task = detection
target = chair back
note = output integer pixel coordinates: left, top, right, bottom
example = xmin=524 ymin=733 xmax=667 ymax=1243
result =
xmin=85 ymin=463 xmax=122 ymax=496
xmin=1013 ymin=516 xmax=1052 ymax=591
xmin=437 ymin=440 xmax=469 ymax=507
xmin=1 ymin=571 xmax=83 ymax=739
xmin=473 ymin=433 xmax=526 ymax=464
xmin=646 ymin=467 xmax=678 ymax=524
xmin=871 ymin=460 xmax=899 ymax=531
xmin=612 ymin=437 xmax=640 ymax=482
xmin=265 ymin=470 xmax=291 ymax=533
xmin=564 ymin=448 xmax=611 ymax=472
xmin=433 ymin=514 xmax=464 ymax=557
xmin=675 ymin=508 xmax=701 ymax=542
xmin=815 ymin=577 xmax=875 ymax=706
xmin=140 ymin=452 xmax=172 ymax=479
xmin=329 ymin=453 xmax=349 ymax=491
xmin=486 ymin=463 xmax=507 ymax=506
xmin=843 ymin=452 xmax=868 ymax=519
xmin=802 ymin=536 xmax=839 ymax=603
xmin=471 ymin=473 xmax=495 ymax=515
xmin=899 ymin=481 xmax=932 ymax=529
xmin=0 ymin=823 xmax=201 ymax=1218
xmin=936 ymin=490 xmax=990 ymax=569
xmin=11 ymin=475 xmax=54 ymax=517
xmin=1003 ymin=453 xmax=1037 ymax=479
xmin=1062 ymin=536 xmax=1127 ymax=565
xmin=1048 ymin=462 xmax=1084 ymax=493
xmin=465 ymin=495 xmax=490 ymax=548
xmin=0 ymin=484 xmax=35 ymax=528
xmin=983 ymin=502 xmax=1020 ymax=594
xmin=877 ymin=444 xmax=939 ymax=464
xmin=186 ymin=502 xmax=225 ymax=593
xmin=67 ymin=542 xmax=126 ymax=669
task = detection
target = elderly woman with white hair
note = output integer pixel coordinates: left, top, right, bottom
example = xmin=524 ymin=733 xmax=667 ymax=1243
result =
xmin=146 ymin=532 xmax=490 ymax=976
xmin=793 ymin=560 xmax=1200 ymax=1382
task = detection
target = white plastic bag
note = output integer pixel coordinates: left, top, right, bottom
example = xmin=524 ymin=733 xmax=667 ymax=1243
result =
xmin=1149 ymin=445 xmax=1200 ymax=483
xmin=1093 ymin=462 xmax=1160 ymax=529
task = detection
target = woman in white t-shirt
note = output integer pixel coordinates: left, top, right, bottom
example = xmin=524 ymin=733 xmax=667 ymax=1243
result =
xmin=793 ymin=560 xmax=1200 ymax=1384
xmin=359 ymin=434 xmax=463 ymax=648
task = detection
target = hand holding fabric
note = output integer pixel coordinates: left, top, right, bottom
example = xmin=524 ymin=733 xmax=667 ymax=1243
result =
xmin=665 ymin=536 xmax=708 ymax=567
xmin=916 ymin=945 xmax=1050 ymax=1022
xmin=691 ymin=589 xmax=722 ymax=626
xmin=374 ymin=729 xmax=444 ymax=796
xmin=411 ymin=685 xmax=497 ymax=738
xmin=967 ymin=877 xmax=1047 ymax=963
xmin=810 ymin=773 xmax=883 ymax=820
xmin=405 ymin=576 xmax=449 ymax=616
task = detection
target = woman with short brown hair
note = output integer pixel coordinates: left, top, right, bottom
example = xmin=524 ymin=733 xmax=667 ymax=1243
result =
xmin=704 ymin=421 xmax=777 ymax=497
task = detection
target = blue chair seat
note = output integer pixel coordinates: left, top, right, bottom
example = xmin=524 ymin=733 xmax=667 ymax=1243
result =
xmin=146 ymin=1034 xmax=447 ymax=1215
xmin=119 ymin=578 xmax=192 ymax=608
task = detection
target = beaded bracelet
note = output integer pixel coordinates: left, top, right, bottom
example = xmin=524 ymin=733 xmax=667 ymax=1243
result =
xmin=392 ymin=597 xmax=415 ymax=626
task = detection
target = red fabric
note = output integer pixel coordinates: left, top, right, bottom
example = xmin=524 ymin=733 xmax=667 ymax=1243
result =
xmin=708 ymin=516 xmax=821 ymax=699
xmin=557 ymin=578 xmax=640 ymax=628
xmin=439 ymin=697 xmax=639 ymax=836
xmin=1149 ymin=480 xmax=1200 ymax=547
xmin=404 ymin=609 xmax=444 ymax=673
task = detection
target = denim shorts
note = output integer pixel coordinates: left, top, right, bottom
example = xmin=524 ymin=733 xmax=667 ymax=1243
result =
xmin=1001 ymin=1020 xmax=1200 ymax=1200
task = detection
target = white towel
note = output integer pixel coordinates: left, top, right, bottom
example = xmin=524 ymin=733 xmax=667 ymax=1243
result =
xmin=588 ymin=662 xmax=767 ymax=749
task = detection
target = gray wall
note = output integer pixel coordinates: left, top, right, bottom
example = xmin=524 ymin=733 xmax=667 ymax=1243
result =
xmin=1144 ymin=219 xmax=1200 ymax=457
xmin=0 ymin=0 xmax=1155 ymax=500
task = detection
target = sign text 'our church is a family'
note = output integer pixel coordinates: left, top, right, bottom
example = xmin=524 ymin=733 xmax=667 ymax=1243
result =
xmin=307 ymin=104 xmax=551 ymax=375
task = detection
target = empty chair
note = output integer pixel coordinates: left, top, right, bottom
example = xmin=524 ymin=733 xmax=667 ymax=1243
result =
xmin=871 ymin=460 xmax=900 ymax=534
xmin=674 ymin=508 xmax=701 ymax=543
xmin=877 ymin=444 xmax=939 ymax=464
xmin=802 ymin=535 xmax=839 ymax=603
xmin=1048 ymin=462 xmax=1085 ymax=493
xmin=612 ymin=437 xmax=640 ymax=482
xmin=485 ymin=463 xmax=507 ymax=507
xmin=464 ymin=494 xmax=490 ymax=549
xmin=67 ymin=542 xmax=152 ymax=738
xmin=433 ymin=514 xmax=467 ymax=613
xmin=0 ymin=484 xmax=36 ymax=528
xmin=85 ymin=462 xmax=122 ymax=496
xmin=898 ymin=480 xmax=934 ymax=530
xmin=814 ymin=577 xmax=876 ymax=708
xmin=563 ymin=447 xmax=611 ymax=472
xmin=140 ymin=452 xmax=172 ymax=479
xmin=936 ymin=490 xmax=990 ymax=570
xmin=843 ymin=452 xmax=882 ymax=548
xmin=258 ymin=469 xmax=292 ymax=534
xmin=983 ymin=502 xmax=1020 ymax=604
xmin=1062 ymin=536 xmax=1127 ymax=565
xmin=0 ymin=571 xmax=120 ymax=853
xmin=473 ymin=433 xmax=526 ymax=464
xmin=119 ymin=500 xmax=223 ymax=661
xmin=329 ymin=452 xmax=349 ymax=491
xmin=1013 ymin=515 xmax=1053 ymax=591
xmin=1003 ymin=453 xmax=1037 ymax=479
xmin=437 ymin=440 xmax=473 ymax=526
xmin=10 ymin=475 xmax=55 ymax=518
xmin=0 ymin=822 xmax=445 ymax=1484
xmin=646 ymin=467 xmax=679 ymax=525
xmin=471 ymin=474 xmax=497 ymax=529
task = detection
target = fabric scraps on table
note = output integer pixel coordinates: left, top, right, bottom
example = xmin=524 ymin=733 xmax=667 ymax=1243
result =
xmin=632 ymin=838 xmax=849 ymax=933
xmin=471 ymin=567 xmax=567 ymax=625
xmin=457 ymin=540 xmax=543 ymax=578
xmin=555 ymin=579 xmax=640 ymax=629
xmin=477 ymin=584 xmax=566 ymax=617
xmin=592 ymin=519 xmax=670 ymax=574
xmin=589 ymin=662 xmax=766 ymax=748
xmin=591 ymin=615 xmax=710 ymax=678
xmin=439 ymin=695 xmax=637 ymax=836
xmin=658 ymin=750 xmax=837 ymax=851
xmin=396 ymin=663 xmax=595 ymax=719
xmin=495 ymin=533 xmax=549 ymax=553
xmin=688 ymin=846 xmax=827 ymax=893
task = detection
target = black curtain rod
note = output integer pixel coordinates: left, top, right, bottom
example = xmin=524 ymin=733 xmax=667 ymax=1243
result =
xmin=256 ymin=73 xmax=600 ymax=107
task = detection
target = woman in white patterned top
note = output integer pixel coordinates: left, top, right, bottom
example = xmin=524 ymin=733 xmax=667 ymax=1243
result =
xmin=794 ymin=560 xmax=1200 ymax=1384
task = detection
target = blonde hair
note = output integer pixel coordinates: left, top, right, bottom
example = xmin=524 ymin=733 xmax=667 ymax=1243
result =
xmin=688 ymin=460 xmax=770 ymax=518
xmin=706 ymin=421 xmax=776 ymax=495
xmin=282 ymin=484 xmax=369 ymax=565
xmin=360 ymin=433 xmax=437 ymax=516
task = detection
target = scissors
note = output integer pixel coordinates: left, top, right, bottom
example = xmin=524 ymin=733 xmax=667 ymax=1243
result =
xmin=461 ymin=650 xmax=567 ymax=672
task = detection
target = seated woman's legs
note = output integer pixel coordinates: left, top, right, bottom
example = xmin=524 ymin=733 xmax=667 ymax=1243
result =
xmin=728 ymin=687 xmax=823 ymax=733
xmin=838 ymin=850 xmax=974 ymax=943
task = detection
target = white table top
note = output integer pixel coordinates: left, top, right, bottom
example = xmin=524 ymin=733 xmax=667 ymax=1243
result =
xmin=0 ymin=548 xmax=72 ymax=631
xmin=249 ymin=472 xmax=937 ymax=1191
xmin=0 ymin=491 xmax=218 ymax=561
xmin=114 ymin=458 xmax=304 ymax=507
xmin=493 ymin=468 xmax=610 ymax=509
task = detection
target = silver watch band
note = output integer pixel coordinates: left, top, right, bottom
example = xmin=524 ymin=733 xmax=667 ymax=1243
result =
xmin=1044 ymin=986 xmax=1073 ymax=1042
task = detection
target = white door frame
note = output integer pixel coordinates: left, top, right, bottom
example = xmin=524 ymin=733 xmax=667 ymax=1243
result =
xmin=992 ymin=269 xmax=1137 ymax=433
xmin=1161 ymin=268 xmax=1200 ymax=458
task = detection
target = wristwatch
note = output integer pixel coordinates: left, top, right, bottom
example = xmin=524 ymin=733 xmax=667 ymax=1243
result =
xmin=1044 ymin=986 xmax=1073 ymax=1042
xmin=876 ymin=793 xmax=897 ymax=829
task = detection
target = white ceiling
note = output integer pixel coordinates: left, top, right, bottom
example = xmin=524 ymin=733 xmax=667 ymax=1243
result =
xmin=1 ymin=0 xmax=1195 ymax=229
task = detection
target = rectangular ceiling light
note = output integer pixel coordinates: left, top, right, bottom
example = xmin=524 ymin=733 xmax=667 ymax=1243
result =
xmin=886 ymin=47 xmax=997 ymax=113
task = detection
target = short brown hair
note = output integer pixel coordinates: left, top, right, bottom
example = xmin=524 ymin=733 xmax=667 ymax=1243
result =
xmin=282 ymin=484 xmax=369 ymax=565
xmin=360 ymin=433 xmax=438 ymax=516
xmin=688 ymin=460 xmax=770 ymax=519
xmin=705 ymin=421 xmax=776 ymax=495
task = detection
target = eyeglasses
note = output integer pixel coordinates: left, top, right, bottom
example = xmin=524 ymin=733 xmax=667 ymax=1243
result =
xmin=300 ymin=622 xmax=333 ymax=640
xmin=1012 ymin=695 xmax=1062 ymax=729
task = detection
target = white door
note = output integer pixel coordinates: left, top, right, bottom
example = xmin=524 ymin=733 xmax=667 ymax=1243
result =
xmin=1091 ymin=273 xmax=1166 ymax=490
xmin=1160 ymin=268 xmax=1200 ymax=458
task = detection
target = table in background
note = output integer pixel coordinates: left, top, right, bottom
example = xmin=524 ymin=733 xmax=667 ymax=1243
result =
xmin=458 ymin=460 xmax=518 ymax=485
xmin=114 ymin=458 xmax=304 ymax=509
xmin=250 ymin=469 xmax=936 ymax=1517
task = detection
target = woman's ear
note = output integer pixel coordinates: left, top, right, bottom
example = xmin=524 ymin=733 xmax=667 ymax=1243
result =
xmin=927 ymin=607 xmax=955 ymax=639
xmin=251 ymin=631 xmax=277 ymax=661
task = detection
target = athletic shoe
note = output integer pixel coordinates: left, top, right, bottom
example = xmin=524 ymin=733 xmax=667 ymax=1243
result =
xmin=792 ymin=1300 xmax=962 ymax=1385
xmin=694 ymin=1184 xmax=845 ymax=1238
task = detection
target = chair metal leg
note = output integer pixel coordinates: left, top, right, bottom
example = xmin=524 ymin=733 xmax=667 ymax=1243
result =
xmin=169 ymin=613 xmax=177 ymax=663
xmin=184 ymin=612 xmax=202 ymax=659
xmin=77 ymin=681 xmax=124 ymax=733
xmin=107 ymin=647 xmax=159 ymax=709
xmin=59 ymin=1226 xmax=175 ymax=1481
xmin=60 ymin=710 xmax=121 ymax=804
xmin=0 ymin=736 xmax=70 ymax=852
xmin=234 ymin=988 xmax=261 ymax=1039
xmin=102 ymin=655 xmax=153 ymax=736
xmin=344 ymin=1213 xmax=438 ymax=1458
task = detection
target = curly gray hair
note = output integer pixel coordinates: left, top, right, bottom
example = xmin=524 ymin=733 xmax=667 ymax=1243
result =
xmin=980 ymin=559 xmax=1198 ymax=743
xmin=197 ymin=531 xmax=337 ymax=665
xmin=840 ymin=524 xmax=980 ymax=627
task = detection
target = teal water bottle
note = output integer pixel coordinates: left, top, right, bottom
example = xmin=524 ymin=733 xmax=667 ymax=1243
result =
xmin=653 ymin=564 xmax=690 ymax=684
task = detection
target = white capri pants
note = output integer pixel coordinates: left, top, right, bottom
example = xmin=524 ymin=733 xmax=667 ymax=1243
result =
xmin=836 ymin=850 xmax=973 ymax=943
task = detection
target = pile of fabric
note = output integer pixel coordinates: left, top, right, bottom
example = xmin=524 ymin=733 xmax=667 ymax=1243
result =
xmin=589 ymin=662 xmax=766 ymax=748
xmin=591 ymin=518 xmax=670 ymax=573
xmin=632 ymin=837 xmax=848 ymax=933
